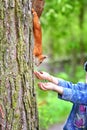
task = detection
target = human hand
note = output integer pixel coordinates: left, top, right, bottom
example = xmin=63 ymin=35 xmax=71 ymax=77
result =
xmin=38 ymin=82 xmax=56 ymax=91
xmin=38 ymin=82 xmax=63 ymax=94
xmin=34 ymin=71 xmax=51 ymax=81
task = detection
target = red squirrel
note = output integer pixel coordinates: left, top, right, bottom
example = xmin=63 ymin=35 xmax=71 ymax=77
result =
xmin=32 ymin=8 xmax=47 ymax=66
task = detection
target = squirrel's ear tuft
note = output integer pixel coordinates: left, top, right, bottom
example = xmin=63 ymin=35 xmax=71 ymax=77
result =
xmin=84 ymin=61 xmax=87 ymax=72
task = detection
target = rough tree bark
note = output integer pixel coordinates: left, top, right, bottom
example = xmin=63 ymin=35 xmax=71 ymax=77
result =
xmin=0 ymin=0 xmax=39 ymax=130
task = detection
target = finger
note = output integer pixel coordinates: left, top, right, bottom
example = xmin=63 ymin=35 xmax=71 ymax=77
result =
xmin=34 ymin=71 xmax=38 ymax=75
xmin=34 ymin=71 xmax=40 ymax=76
xmin=34 ymin=72 xmax=41 ymax=79
xmin=35 ymin=72 xmax=43 ymax=79
xmin=41 ymin=84 xmax=48 ymax=91
xmin=36 ymin=73 xmax=42 ymax=79
xmin=38 ymin=83 xmax=47 ymax=91
xmin=34 ymin=71 xmax=43 ymax=75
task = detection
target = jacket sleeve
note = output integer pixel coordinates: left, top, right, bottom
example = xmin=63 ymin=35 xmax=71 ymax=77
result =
xmin=58 ymin=79 xmax=87 ymax=105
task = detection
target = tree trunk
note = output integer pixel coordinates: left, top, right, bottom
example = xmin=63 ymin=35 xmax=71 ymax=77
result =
xmin=0 ymin=0 xmax=39 ymax=130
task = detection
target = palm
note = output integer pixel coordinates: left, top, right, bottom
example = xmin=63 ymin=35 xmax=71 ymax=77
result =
xmin=34 ymin=71 xmax=50 ymax=80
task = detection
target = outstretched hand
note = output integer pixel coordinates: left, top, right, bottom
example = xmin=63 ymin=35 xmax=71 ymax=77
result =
xmin=34 ymin=71 xmax=51 ymax=81
xmin=38 ymin=82 xmax=56 ymax=91
xmin=38 ymin=82 xmax=63 ymax=94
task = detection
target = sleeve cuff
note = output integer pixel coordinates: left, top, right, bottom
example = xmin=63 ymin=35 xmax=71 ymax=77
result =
xmin=58 ymin=88 xmax=73 ymax=101
xmin=58 ymin=79 xmax=66 ymax=86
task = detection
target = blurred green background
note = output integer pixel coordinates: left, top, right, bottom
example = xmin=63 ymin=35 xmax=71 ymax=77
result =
xmin=35 ymin=0 xmax=87 ymax=129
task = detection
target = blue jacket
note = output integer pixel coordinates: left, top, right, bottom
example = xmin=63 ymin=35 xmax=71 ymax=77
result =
xmin=58 ymin=79 xmax=87 ymax=130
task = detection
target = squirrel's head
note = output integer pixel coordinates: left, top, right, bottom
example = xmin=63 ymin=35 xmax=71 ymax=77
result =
xmin=34 ymin=55 xmax=47 ymax=66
